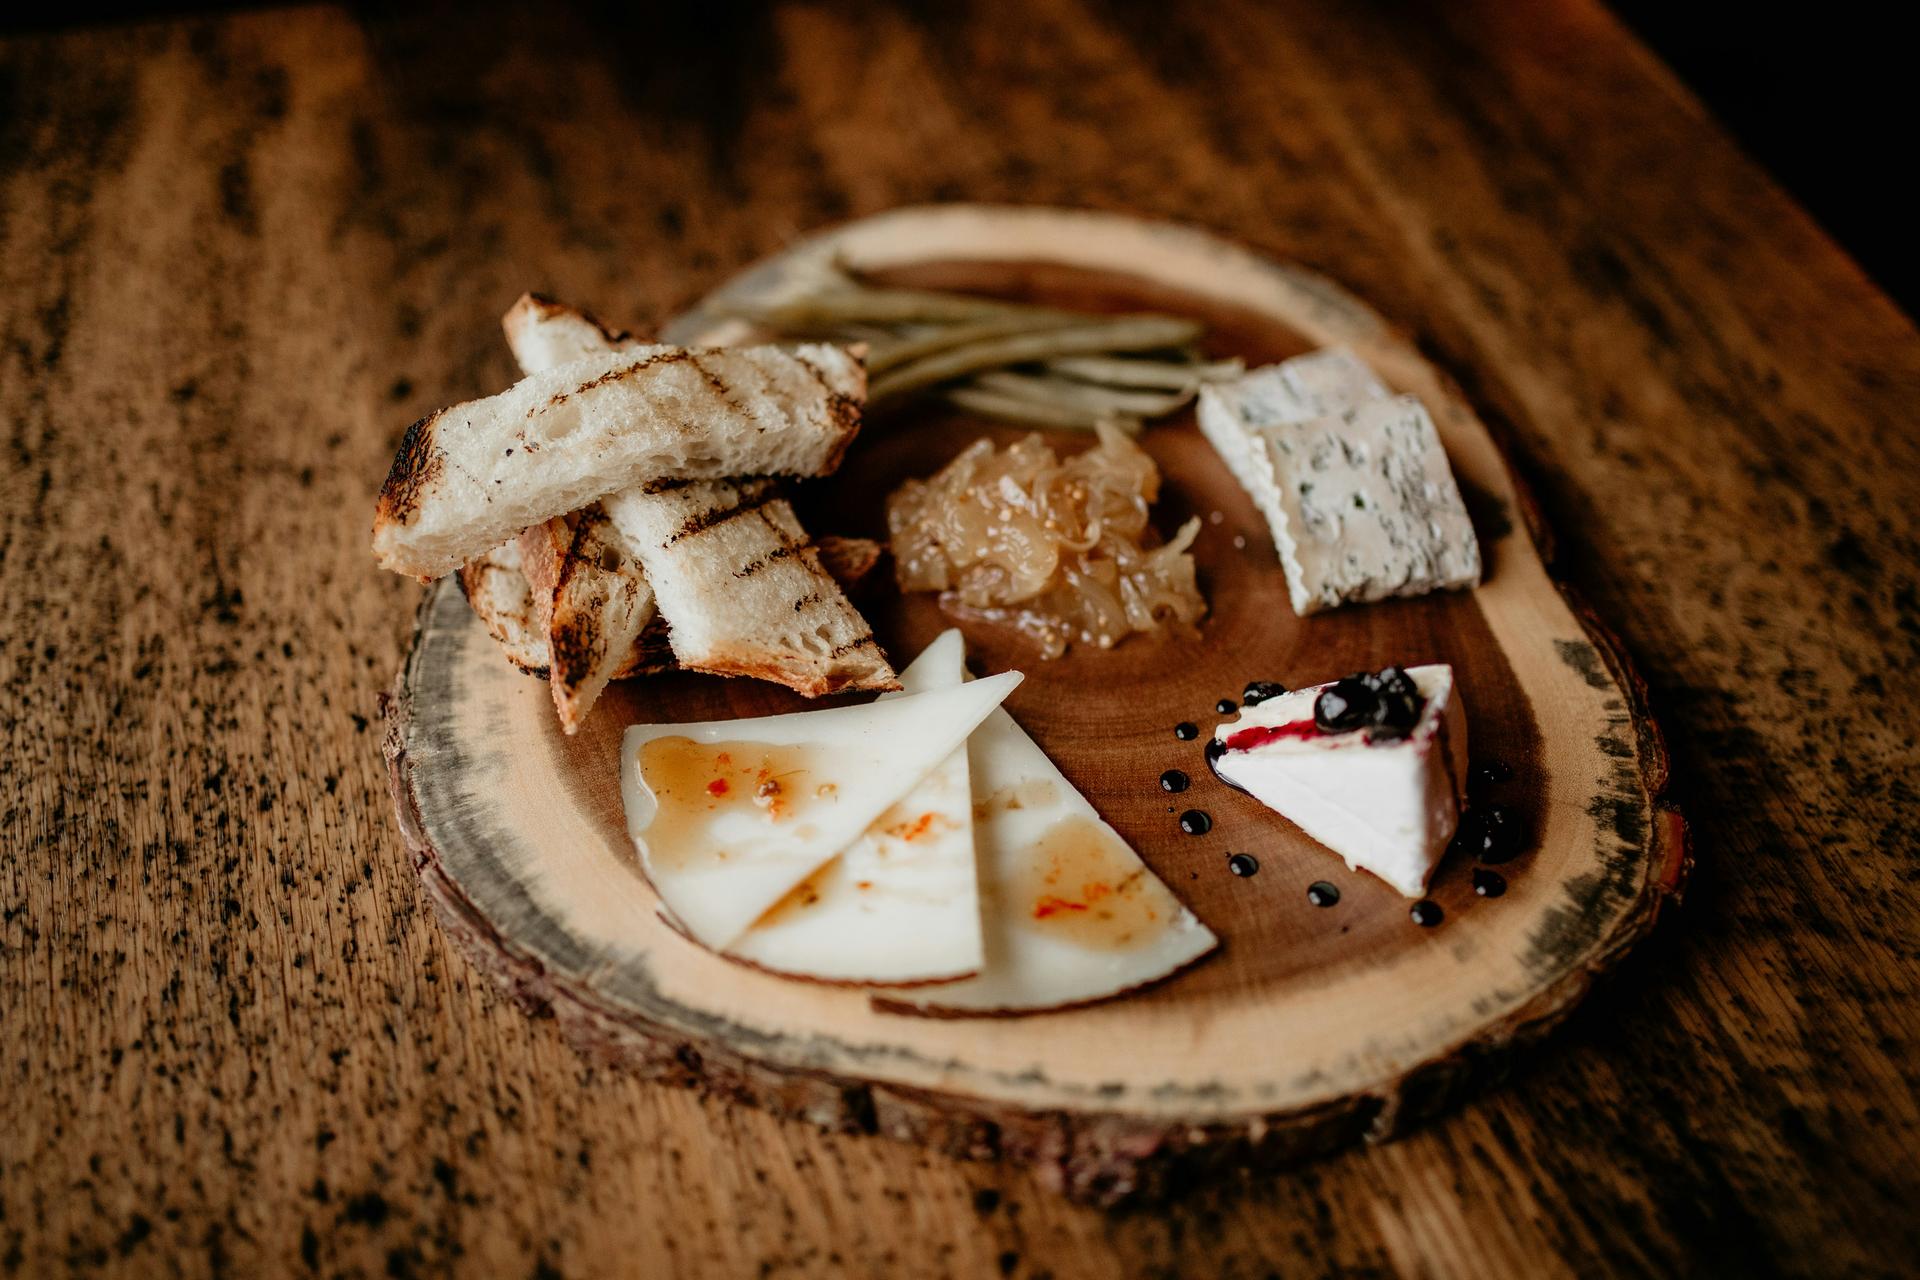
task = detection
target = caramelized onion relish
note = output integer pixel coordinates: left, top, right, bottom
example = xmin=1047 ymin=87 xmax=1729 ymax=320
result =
xmin=887 ymin=426 xmax=1206 ymax=658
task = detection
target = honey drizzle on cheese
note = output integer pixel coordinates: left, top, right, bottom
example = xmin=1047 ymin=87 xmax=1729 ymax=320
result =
xmin=999 ymin=815 xmax=1182 ymax=951
xmin=635 ymin=736 xmax=831 ymax=870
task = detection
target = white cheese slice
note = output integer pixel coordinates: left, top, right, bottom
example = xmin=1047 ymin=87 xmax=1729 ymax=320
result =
xmin=1196 ymin=347 xmax=1389 ymax=509
xmin=1209 ymin=665 xmax=1467 ymax=897
xmin=725 ymin=630 xmax=984 ymax=985
xmin=885 ymin=700 xmax=1218 ymax=1015
xmin=621 ymin=671 xmax=1020 ymax=950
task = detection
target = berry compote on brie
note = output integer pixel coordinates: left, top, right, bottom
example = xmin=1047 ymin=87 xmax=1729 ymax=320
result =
xmin=1207 ymin=665 xmax=1467 ymax=897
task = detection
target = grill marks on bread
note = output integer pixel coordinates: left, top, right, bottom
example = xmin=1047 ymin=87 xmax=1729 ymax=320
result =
xmin=440 ymin=294 xmax=890 ymax=708
xmin=603 ymin=482 xmax=896 ymax=697
xmin=662 ymin=479 xmax=778 ymax=546
xmin=368 ymin=335 xmax=865 ymax=579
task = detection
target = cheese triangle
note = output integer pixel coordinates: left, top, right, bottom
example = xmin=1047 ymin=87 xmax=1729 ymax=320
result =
xmin=621 ymin=671 xmax=1019 ymax=950
xmin=1208 ymin=664 xmax=1467 ymax=897
xmin=883 ymin=697 xmax=1218 ymax=1014
xmin=726 ymin=630 xmax=984 ymax=984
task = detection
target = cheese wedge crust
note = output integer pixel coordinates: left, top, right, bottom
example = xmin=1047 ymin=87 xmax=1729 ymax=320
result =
xmin=884 ymin=699 xmax=1218 ymax=1015
xmin=372 ymin=340 xmax=865 ymax=579
xmin=621 ymin=672 xmax=1021 ymax=951
xmin=1209 ymin=665 xmax=1467 ymax=897
xmin=726 ymin=630 xmax=984 ymax=985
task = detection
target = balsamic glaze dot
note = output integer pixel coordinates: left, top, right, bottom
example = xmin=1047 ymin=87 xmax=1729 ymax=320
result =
xmin=1178 ymin=809 xmax=1212 ymax=835
xmin=1307 ymin=881 xmax=1341 ymax=907
xmin=1242 ymin=681 xmax=1288 ymax=706
xmin=1455 ymin=803 xmax=1527 ymax=864
xmin=1471 ymin=760 xmax=1515 ymax=790
xmin=1173 ymin=722 xmax=1198 ymax=741
xmin=1159 ymin=769 xmax=1190 ymax=793
xmin=1227 ymin=853 xmax=1259 ymax=877
xmin=1215 ymin=698 xmax=1238 ymax=715
xmin=1203 ymin=738 xmax=1248 ymax=795
xmin=1410 ymin=900 xmax=1445 ymax=927
xmin=1472 ymin=868 xmax=1508 ymax=898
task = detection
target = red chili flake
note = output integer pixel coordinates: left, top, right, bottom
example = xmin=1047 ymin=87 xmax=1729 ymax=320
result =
xmin=706 ymin=779 xmax=730 ymax=797
xmin=1033 ymin=895 xmax=1089 ymax=920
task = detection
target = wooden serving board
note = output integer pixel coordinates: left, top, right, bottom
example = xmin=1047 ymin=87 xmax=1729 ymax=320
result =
xmin=383 ymin=206 xmax=1687 ymax=1203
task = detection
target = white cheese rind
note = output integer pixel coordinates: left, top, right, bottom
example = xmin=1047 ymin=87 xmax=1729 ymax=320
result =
xmin=1211 ymin=665 xmax=1467 ymax=897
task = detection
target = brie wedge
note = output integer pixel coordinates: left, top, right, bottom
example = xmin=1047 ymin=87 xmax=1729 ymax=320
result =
xmin=1198 ymin=350 xmax=1481 ymax=615
xmin=726 ymin=630 xmax=984 ymax=985
xmin=621 ymin=671 xmax=1020 ymax=950
xmin=1209 ymin=665 xmax=1467 ymax=897
xmin=887 ymin=700 xmax=1218 ymax=1015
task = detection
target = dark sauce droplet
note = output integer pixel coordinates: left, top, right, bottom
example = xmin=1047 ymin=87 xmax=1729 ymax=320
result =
xmin=1174 ymin=722 xmax=1198 ymax=741
xmin=1215 ymin=698 xmax=1238 ymax=715
xmin=1227 ymin=853 xmax=1258 ymax=877
xmin=1203 ymin=738 xmax=1249 ymax=795
xmin=1471 ymin=759 xmax=1515 ymax=790
xmin=1159 ymin=769 xmax=1190 ymax=793
xmin=1307 ymin=881 xmax=1341 ymax=907
xmin=1455 ymin=803 xmax=1527 ymax=864
xmin=1242 ymin=681 xmax=1287 ymax=706
xmin=1472 ymin=868 xmax=1507 ymax=898
xmin=1178 ymin=810 xmax=1212 ymax=835
xmin=1410 ymin=900 xmax=1444 ymax=927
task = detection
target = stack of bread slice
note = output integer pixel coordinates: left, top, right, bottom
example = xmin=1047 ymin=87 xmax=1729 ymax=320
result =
xmin=371 ymin=295 xmax=898 ymax=730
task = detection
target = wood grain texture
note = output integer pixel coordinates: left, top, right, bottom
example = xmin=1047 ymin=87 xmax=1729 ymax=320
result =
xmin=386 ymin=208 xmax=1684 ymax=1205
xmin=1 ymin=2 xmax=1913 ymax=1276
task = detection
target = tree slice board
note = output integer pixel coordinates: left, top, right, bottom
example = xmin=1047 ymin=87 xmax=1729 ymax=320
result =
xmin=382 ymin=205 xmax=1688 ymax=1203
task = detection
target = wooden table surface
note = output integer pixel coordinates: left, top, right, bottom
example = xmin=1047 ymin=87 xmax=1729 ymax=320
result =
xmin=3 ymin=2 xmax=1914 ymax=1276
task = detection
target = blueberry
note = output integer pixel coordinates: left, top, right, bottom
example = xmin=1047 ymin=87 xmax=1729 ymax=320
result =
xmin=1314 ymin=678 xmax=1378 ymax=733
xmin=1242 ymin=681 xmax=1288 ymax=706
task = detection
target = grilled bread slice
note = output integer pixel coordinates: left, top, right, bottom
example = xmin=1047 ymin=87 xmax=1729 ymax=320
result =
xmin=501 ymin=298 xmax=661 ymax=729
xmin=516 ymin=509 xmax=655 ymax=733
xmin=602 ymin=482 xmax=896 ymax=696
xmin=372 ymin=340 xmax=866 ymax=579
xmin=455 ymin=538 xmax=547 ymax=674
xmin=501 ymin=294 xmax=895 ymax=698
xmin=463 ymin=533 xmax=884 ymax=679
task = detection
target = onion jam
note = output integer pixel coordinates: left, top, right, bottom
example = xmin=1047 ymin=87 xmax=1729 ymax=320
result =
xmin=887 ymin=426 xmax=1206 ymax=658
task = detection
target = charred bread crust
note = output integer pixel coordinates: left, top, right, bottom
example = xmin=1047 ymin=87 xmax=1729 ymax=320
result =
xmin=373 ymin=409 xmax=447 ymax=539
xmin=509 ymin=292 xmax=634 ymax=346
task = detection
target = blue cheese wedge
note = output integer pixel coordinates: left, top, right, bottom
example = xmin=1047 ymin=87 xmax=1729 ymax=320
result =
xmin=724 ymin=631 xmax=984 ymax=985
xmin=1198 ymin=351 xmax=1481 ymax=614
xmin=1197 ymin=347 xmax=1390 ymax=503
